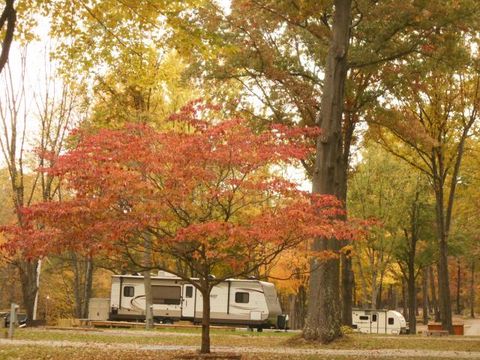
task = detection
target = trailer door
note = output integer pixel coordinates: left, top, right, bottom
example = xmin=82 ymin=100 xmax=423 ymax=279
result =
xmin=182 ymin=285 xmax=195 ymax=318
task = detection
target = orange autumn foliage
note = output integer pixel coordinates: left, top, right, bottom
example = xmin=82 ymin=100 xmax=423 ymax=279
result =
xmin=3 ymin=102 xmax=354 ymax=282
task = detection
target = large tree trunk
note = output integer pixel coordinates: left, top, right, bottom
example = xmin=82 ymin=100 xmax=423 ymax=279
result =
xmin=431 ymin=117 xmax=473 ymax=333
xmin=81 ymin=258 xmax=93 ymax=318
xmin=17 ymin=261 xmax=38 ymax=325
xmin=304 ymin=0 xmax=351 ymax=343
xmin=433 ymin=179 xmax=451 ymax=329
xmin=437 ymin=234 xmax=452 ymax=332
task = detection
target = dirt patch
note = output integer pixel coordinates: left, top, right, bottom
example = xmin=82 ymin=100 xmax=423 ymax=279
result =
xmin=2 ymin=338 xmax=480 ymax=358
xmin=175 ymin=353 xmax=242 ymax=359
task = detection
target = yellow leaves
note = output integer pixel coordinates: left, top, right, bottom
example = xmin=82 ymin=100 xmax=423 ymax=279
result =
xmin=268 ymin=249 xmax=309 ymax=295
xmin=89 ymin=49 xmax=197 ymax=130
xmin=339 ymin=244 xmax=354 ymax=257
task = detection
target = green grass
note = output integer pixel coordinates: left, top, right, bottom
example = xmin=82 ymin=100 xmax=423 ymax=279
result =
xmin=0 ymin=346 xmax=468 ymax=360
xmin=0 ymin=327 xmax=479 ymax=359
xmin=11 ymin=328 xmax=480 ymax=351
xmin=290 ymin=333 xmax=480 ymax=352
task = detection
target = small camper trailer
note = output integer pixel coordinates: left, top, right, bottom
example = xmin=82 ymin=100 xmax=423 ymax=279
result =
xmin=106 ymin=272 xmax=285 ymax=329
xmin=352 ymin=309 xmax=407 ymax=334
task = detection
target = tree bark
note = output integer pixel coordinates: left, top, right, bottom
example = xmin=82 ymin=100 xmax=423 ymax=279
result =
xmin=430 ymin=112 xmax=474 ymax=333
xmin=456 ymin=258 xmax=461 ymax=315
xmin=387 ymin=284 xmax=394 ymax=309
xmin=339 ymin=112 xmax=356 ymax=326
xmin=17 ymin=261 xmax=38 ymax=325
xmin=73 ymin=254 xmax=82 ymax=318
xmin=407 ymin=265 xmax=416 ymax=334
xmin=356 ymin=255 xmax=369 ymax=308
xmin=422 ymin=268 xmax=429 ymax=325
xmin=144 ymin=235 xmax=154 ymax=329
xmin=377 ymin=279 xmax=383 ymax=310
xmin=429 ymin=266 xmax=440 ymax=322
xmin=200 ymin=287 xmax=211 ymax=353
xmin=304 ymin=0 xmax=352 ymax=343
xmin=71 ymin=254 xmax=94 ymax=319
xmin=406 ymin=195 xmax=419 ymax=335
xmin=143 ymin=270 xmax=153 ymax=328
xmin=436 ymin=235 xmax=452 ymax=331
xmin=288 ymin=294 xmax=296 ymax=329
xmin=371 ymin=278 xmax=379 ymax=309
xmin=81 ymin=258 xmax=93 ymax=318
xmin=470 ymin=261 xmax=475 ymax=318
xmin=289 ymin=285 xmax=307 ymax=329
xmin=402 ymin=278 xmax=408 ymax=321
xmin=341 ymin=252 xmax=353 ymax=325
xmin=0 ymin=0 xmax=16 ymax=74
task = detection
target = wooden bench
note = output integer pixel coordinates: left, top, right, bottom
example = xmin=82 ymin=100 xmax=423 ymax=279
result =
xmin=424 ymin=330 xmax=449 ymax=336
xmin=90 ymin=320 xmax=134 ymax=328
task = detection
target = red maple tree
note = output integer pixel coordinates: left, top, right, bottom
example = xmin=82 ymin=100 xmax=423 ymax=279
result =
xmin=3 ymin=102 xmax=353 ymax=353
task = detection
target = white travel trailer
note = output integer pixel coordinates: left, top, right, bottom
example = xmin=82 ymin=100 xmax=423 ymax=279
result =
xmin=352 ymin=309 xmax=407 ymax=334
xmin=107 ymin=272 xmax=285 ymax=330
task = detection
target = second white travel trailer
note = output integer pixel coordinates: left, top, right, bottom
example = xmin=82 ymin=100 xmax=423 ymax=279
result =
xmin=108 ymin=272 xmax=286 ymax=330
xmin=352 ymin=309 xmax=407 ymax=334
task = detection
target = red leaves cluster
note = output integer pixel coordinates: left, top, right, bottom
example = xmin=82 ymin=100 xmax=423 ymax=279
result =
xmin=2 ymin=102 xmax=354 ymax=274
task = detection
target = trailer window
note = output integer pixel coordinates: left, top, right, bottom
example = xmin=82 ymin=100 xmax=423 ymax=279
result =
xmin=372 ymin=314 xmax=377 ymax=322
xmin=123 ymin=286 xmax=134 ymax=297
xmin=235 ymin=292 xmax=249 ymax=304
xmin=388 ymin=317 xmax=394 ymax=325
xmin=185 ymin=286 xmax=193 ymax=298
xmin=152 ymin=285 xmax=181 ymax=305
xmin=359 ymin=315 xmax=369 ymax=321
